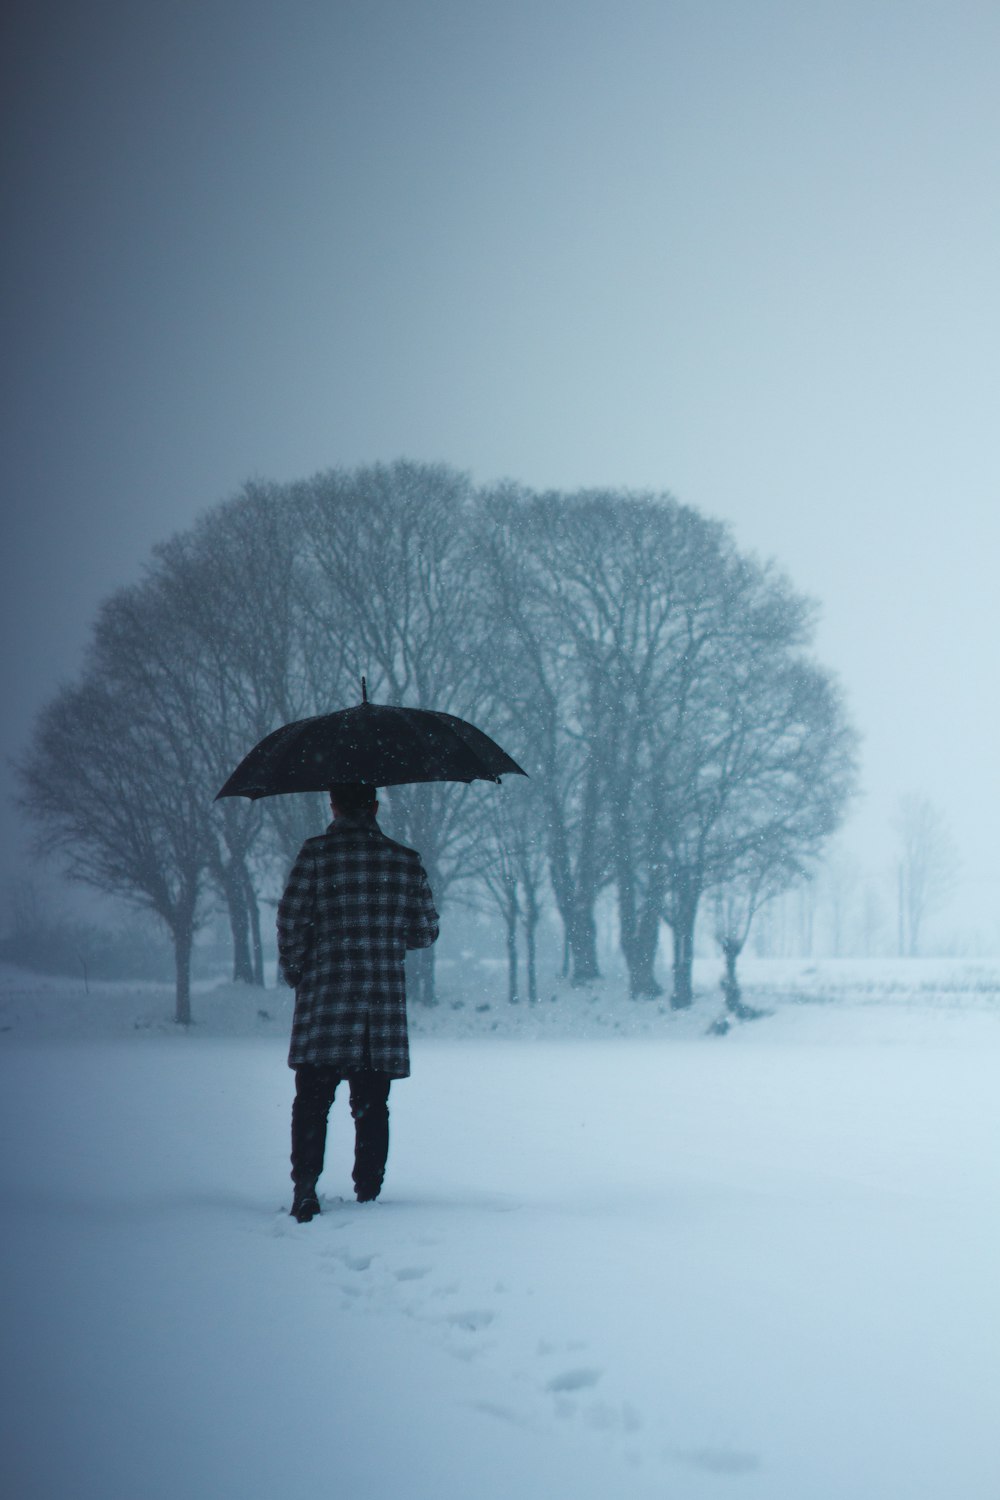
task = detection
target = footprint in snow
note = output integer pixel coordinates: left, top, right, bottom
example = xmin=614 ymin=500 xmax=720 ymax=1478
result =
xmin=443 ymin=1308 xmax=496 ymax=1332
xmin=394 ymin=1265 xmax=431 ymax=1282
xmin=546 ymin=1367 xmax=603 ymax=1393
xmin=329 ymin=1250 xmax=375 ymax=1272
xmin=670 ymin=1447 xmax=762 ymax=1476
xmin=429 ymin=1279 xmax=461 ymax=1299
xmin=469 ymin=1399 xmax=535 ymax=1430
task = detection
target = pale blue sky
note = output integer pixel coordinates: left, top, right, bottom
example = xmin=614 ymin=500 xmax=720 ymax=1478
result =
xmin=3 ymin=0 xmax=998 ymax=932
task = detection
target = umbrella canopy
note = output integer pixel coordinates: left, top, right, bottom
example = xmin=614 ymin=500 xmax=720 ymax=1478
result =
xmin=216 ymin=685 xmax=526 ymax=799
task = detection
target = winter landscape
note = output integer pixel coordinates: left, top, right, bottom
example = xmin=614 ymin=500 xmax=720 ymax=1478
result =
xmin=5 ymin=5 xmax=1000 ymax=1499
xmin=4 ymin=957 xmax=999 ymax=1500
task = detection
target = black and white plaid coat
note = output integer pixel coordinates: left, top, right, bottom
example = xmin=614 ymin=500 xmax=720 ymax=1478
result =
xmin=277 ymin=815 xmax=439 ymax=1075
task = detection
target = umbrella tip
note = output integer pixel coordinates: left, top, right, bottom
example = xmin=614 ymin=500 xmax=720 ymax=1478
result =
xmin=361 ymin=675 xmax=368 ymax=704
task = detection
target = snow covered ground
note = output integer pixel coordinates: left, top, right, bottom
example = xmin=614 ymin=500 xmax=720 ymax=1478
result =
xmin=2 ymin=960 xmax=1000 ymax=1499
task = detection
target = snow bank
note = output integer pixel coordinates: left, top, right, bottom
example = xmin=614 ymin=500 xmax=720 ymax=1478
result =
xmin=3 ymin=954 xmax=999 ymax=1045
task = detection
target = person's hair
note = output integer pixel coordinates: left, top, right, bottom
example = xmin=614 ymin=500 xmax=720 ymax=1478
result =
xmin=329 ymin=783 xmax=378 ymax=815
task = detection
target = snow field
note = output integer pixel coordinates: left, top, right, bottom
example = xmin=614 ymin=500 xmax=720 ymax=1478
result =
xmin=2 ymin=987 xmax=1000 ymax=1498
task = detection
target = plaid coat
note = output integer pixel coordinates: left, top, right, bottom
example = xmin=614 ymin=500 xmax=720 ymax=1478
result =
xmin=277 ymin=815 xmax=439 ymax=1075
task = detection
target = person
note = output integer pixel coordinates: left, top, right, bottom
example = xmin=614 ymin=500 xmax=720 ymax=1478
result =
xmin=277 ymin=782 xmax=439 ymax=1222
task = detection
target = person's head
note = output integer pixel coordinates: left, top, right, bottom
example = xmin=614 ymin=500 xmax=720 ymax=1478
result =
xmin=329 ymin=783 xmax=379 ymax=819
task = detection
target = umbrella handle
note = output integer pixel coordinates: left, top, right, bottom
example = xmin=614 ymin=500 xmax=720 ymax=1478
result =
xmin=361 ymin=676 xmax=368 ymax=704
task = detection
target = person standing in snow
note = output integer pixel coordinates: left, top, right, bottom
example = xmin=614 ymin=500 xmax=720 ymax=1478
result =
xmin=277 ymin=783 xmax=439 ymax=1222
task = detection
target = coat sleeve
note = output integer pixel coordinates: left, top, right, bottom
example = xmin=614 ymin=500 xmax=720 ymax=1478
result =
xmin=276 ymin=843 xmax=317 ymax=987
xmin=406 ymin=862 xmax=440 ymax=951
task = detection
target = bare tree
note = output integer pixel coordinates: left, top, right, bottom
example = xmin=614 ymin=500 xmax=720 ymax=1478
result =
xmin=90 ymin=559 xmax=264 ymax=988
xmin=481 ymin=488 xmax=636 ymax=985
xmin=711 ymin=875 xmax=782 ymax=1020
xmin=472 ymin=802 xmax=522 ymax=1005
xmin=466 ymin=779 xmax=549 ymax=1004
xmin=17 ymin=660 xmax=211 ymax=1024
xmin=893 ymin=794 xmax=959 ymax=955
xmin=653 ymin=561 xmax=858 ymax=1007
xmin=481 ymin=486 xmax=857 ymax=1007
xmin=148 ymin=480 xmax=320 ymax=982
xmin=594 ymin=497 xmax=734 ymax=999
xmin=293 ymin=461 xmax=511 ymax=1003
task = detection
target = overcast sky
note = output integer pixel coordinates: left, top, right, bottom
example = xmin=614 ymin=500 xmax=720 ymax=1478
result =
xmin=3 ymin=0 xmax=998 ymax=939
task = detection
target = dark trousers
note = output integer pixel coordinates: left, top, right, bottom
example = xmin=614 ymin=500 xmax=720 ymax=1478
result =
xmin=291 ymin=1066 xmax=391 ymax=1196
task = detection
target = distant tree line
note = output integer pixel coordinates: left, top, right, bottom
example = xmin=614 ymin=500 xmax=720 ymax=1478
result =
xmin=17 ymin=461 xmax=857 ymax=1023
xmin=753 ymin=792 xmax=961 ymax=960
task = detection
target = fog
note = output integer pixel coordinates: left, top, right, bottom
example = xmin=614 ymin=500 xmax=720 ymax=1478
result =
xmin=3 ymin=0 xmax=999 ymax=944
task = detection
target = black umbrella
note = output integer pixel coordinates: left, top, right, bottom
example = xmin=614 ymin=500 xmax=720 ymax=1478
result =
xmin=215 ymin=681 xmax=526 ymax=799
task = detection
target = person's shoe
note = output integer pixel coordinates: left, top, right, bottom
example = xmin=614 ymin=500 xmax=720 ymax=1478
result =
xmin=291 ymin=1186 xmax=321 ymax=1223
xmin=355 ymin=1185 xmax=380 ymax=1203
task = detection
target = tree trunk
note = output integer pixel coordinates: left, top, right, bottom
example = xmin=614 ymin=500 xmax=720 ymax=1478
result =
xmin=668 ymin=895 xmax=699 ymax=1009
xmin=173 ymin=920 xmax=193 ymax=1025
xmin=223 ymin=864 xmax=254 ymax=984
xmin=524 ymin=900 xmax=540 ymax=1004
xmin=623 ymin=894 xmax=665 ymax=998
xmin=506 ymin=910 xmax=519 ymax=1004
xmin=615 ymin=817 xmax=639 ymax=983
xmin=627 ymin=929 xmax=664 ymax=999
xmin=721 ymin=938 xmax=741 ymax=1013
xmin=566 ymin=897 xmax=600 ymax=985
xmin=246 ymin=874 xmax=265 ymax=986
xmin=719 ymin=938 xmax=763 ymax=1022
xmin=614 ymin=792 xmax=666 ymax=998
xmin=544 ymin=793 xmax=601 ymax=985
xmin=671 ymin=931 xmax=694 ymax=1009
xmin=408 ymin=944 xmax=436 ymax=1007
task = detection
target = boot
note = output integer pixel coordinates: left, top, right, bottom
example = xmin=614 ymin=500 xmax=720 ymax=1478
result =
xmin=291 ymin=1184 xmax=321 ymax=1223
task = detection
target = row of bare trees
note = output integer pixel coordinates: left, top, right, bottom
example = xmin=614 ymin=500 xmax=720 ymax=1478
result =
xmin=18 ymin=461 xmax=857 ymax=1022
xmin=748 ymin=794 xmax=961 ymax=960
